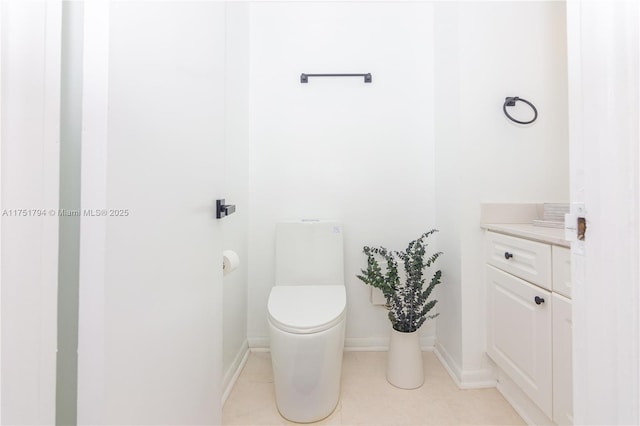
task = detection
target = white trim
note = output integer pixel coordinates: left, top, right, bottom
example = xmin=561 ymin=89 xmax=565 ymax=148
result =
xmin=0 ymin=2 xmax=4 ymax=421
xmin=458 ymin=366 xmax=497 ymax=389
xmin=247 ymin=334 xmax=436 ymax=352
xmin=345 ymin=337 xmax=388 ymax=351
xmin=434 ymin=342 xmax=462 ymax=387
xmin=496 ymin=370 xmax=551 ymax=426
xmin=636 ymin=1 xmax=640 ymax=419
xmin=247 ymin=336 xmax=270 ymax=350
xmin=221 ymin=341 xmax=250 ymax=406
xmin=419 ymin=335 xmax=435 ymax=351
xmin=76 ymin=1 xmax=109 ymax=424
xmin=434 ymin=342 xmax=496 ymax=390
xmin=40 ymin=2 xmax=63 ymax=422
xmin=345 ymin=335 xmax=436 ymax=352
xmin=0 ymin=3 xmax=62 ymax=421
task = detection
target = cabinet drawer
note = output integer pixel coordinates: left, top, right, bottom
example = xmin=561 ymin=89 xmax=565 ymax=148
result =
xmin=486 ymin=265 xmax=552 ymax=418
xmin=552 ymin=246 xmax=572 ymax=299
xmin=485 ymin=231 xmax=552 ymax=290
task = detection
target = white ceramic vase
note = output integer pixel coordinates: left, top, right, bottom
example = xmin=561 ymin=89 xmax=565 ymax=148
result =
xmin=386 ymin=327 xmax=424 ymax=389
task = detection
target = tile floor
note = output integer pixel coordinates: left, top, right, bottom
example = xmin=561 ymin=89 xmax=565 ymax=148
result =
xmin=222 ymin=351 xmax=525 ymax=425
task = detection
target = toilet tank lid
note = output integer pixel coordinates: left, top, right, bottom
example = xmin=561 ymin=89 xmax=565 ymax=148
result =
xmin=268 ymin=285 xmax=346 ymax=334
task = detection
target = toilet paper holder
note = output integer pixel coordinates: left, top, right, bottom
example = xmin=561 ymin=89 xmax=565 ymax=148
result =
xmin=222 ymin=250 xmax=240 ymax=276
xmin=216 ymin=199 xmax=236 ymax=219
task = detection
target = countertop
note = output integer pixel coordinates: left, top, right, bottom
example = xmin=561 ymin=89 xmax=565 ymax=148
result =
xmin=481 ymin=223 xmax=570 ymax=247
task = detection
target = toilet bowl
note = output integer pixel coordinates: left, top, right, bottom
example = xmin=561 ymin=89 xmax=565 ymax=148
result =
xmin=267 ymin=221 xmax=346 ymax=423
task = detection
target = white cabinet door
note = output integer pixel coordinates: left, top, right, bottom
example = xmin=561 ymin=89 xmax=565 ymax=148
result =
xmin=78 ymin=3 xmax=226 ymax=424
xmin=552 ymin=293 xmax=573 ymax=425
xmin=486 ymin=265 xmax=553 ymax=418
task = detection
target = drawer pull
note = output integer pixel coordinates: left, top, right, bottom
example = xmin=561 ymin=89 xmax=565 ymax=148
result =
xmin=534 ymin=296 xmax=545 ymax=305
xmin=504 ymin=252 xmax=513 ymax=260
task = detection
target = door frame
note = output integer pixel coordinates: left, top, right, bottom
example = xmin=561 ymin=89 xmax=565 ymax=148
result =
xmin=76 ymin=1 xmax=109 ymax=423
xmin=0 ymin=1 xmax=61 ymax=423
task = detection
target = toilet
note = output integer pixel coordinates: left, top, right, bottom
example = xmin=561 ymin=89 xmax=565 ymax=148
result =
xmin=267 ymin=220 xmax=347 ymax=423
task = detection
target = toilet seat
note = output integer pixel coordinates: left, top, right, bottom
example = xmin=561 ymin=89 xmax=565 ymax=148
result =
xmin=268 ymin=285 xmax=346 ymax=334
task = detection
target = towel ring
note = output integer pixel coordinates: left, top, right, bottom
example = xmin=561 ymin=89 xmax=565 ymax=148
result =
xmin=503 ymin=96 xmax=538 ymax=125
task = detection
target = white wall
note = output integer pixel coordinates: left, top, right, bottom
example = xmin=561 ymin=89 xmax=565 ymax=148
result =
xmin=434 ymin=1 xmax=569 ymax=385
xmin=433 ymin=1 xmax=464 ymax=380
xmin=0 ymin=1 xmax=61 ymax=423
xmin=222 ymin=2 xmax=250 ymax=397
xmin=247 ymin=2 xmax=437 ymax=348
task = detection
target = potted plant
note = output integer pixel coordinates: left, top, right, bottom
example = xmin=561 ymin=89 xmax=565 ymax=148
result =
xmin=357 ymin=229 xmax=442 ymax=389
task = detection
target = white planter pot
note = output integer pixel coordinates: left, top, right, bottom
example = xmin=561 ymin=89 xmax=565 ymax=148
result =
xmin=386 ymin=328 xmax=424 ymax=389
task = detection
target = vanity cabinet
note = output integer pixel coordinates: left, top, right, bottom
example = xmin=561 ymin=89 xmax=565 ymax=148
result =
xmin=486 ymin=231 xmax=552 ymax=289
xmin=552 ymin=246 xmax=572 ymax=298
xmin=485 ymin=230 xmax=572 ymax=425
xmin=486 ymin=265 xmax=553 ymax=416
xmin=552 ymin=292 xmax=573 ymax=425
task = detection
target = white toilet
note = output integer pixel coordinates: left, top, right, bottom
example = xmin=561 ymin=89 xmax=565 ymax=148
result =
xmin=267 ymin=220 xmax=347 ymax=423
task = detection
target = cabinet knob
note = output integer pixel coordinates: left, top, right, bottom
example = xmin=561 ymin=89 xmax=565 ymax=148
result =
xmin=534 ymin=296 xmax=545 ymax=305
xmin=504 ymin=252 xmax=513 ymax=260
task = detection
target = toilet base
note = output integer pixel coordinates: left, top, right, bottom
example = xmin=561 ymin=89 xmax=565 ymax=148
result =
xmin=268 ymin=318 xmax=346 ymax=423
xmin=276 ymin=398 xmax=339 ymax=424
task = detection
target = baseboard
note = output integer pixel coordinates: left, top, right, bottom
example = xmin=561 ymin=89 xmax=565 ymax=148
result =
xmin=459 ymin=367 xmax=497 ymax=389
xmin=344 ymin=333 xmax=436 ymax=352
xmin=221 ymin=340 xmax=250 ymax=406
xmin=248 ymin=335 xmax=436 ymax=352
xmin=419 ymin=334 xmax=436 ymax=351
xmin=344 ymin=337 xmax=388 ymax=351
xmin=434 ymin=342 xmax=463 ymax=387
xmin=247 ymin=336 xmax=270 ymax=350
xmin=496 ymin=369 xmax=552 ymax=426
xmin=434 ymin=342 xmax=497 ymax=389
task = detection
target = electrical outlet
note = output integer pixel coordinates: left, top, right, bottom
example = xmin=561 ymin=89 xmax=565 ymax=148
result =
xmin=371 ymin=287 xmax=386 ymax=306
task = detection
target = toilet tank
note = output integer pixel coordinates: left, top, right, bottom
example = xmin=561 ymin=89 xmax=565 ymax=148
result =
xmin=275 ymin=220 xmax=344 ymax=286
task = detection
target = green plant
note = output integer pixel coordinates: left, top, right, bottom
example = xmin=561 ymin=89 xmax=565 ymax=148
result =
xmin=357 ymin=230 xmax=442 ymax=333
